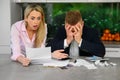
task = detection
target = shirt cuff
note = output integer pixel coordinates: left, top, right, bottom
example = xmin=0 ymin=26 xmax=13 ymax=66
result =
xmin=64 ymin=39 xmax=69 ymax=48
xmin=78 ymin=39 xmax=82 ymax=47
xmin=11 ymin=53 xmax=25 ymax=61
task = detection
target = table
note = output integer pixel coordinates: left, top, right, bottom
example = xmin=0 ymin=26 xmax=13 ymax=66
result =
xmin=0 ymin=54 xmax=120 ymax=80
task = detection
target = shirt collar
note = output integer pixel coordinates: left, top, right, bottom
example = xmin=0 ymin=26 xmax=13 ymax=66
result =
xmin=21 ymin=21 xmax=27 ymax=32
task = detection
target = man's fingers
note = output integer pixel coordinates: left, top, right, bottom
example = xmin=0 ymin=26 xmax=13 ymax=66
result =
xmin=76 ymin=25 xmax=80 ymax=31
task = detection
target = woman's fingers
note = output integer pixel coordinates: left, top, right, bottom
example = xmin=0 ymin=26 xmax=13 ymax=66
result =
xmin=22 ymin=58 xmax=30 ymax=67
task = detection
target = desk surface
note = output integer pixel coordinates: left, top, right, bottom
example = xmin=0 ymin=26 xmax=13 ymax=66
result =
xmin=0 ymin=54 xmax=120 ymax=80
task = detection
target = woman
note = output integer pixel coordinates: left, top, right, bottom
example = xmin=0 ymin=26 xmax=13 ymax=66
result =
xmin=11 ymin=4 xmax=47 ymax=66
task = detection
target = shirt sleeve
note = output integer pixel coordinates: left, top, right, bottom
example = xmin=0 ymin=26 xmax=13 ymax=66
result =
xmin=64 ymin=39 xmax=68 ymax=48
xmin=10 ymin=24 xmax=25 ymax=61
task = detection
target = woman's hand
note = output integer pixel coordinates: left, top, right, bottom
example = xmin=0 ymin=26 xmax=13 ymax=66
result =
xmin=17 ymin=55 xmax=31 ymax=67
xmin=52 ymin=50 xmax=68 ymax=59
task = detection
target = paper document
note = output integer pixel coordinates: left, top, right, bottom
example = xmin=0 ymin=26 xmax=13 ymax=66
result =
xmin=31 ymin=58 xmax=69 ymax=66
xmin=75 ymin=59 xmax=97 ymax=69
xmin=68 ymin=59 xmax=97 ymax=69
xmin=43 ymin=59 xmax=69 ymax=67
xmin=26 ymin=47 xmax=51 ymax=60
xmin=26 ymin=47 xmax=97 ymax=68
xmin=26 ymin=47 xmax=52 ymax=64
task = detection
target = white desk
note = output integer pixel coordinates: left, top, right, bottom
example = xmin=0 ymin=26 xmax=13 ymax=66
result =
xmin=0 ymin=54 xmax=120 ymax=80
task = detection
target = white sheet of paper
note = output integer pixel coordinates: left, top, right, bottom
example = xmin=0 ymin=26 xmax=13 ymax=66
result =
xmin=26 ymin=47 xmax=51 ymax=60
xmin=74 ymin=59 xmax=97 ymax=69
xmin=30 ymin=58 xmax=69 ymax=66
xmin=43 ymin=59 xmax=69 ymax=67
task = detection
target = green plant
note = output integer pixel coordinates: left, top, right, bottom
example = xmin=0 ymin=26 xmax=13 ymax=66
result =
xmin=51 ymin=3 xmax=120 ymax=37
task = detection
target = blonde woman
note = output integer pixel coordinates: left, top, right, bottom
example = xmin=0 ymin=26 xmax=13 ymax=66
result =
xmin=10 ymin=4 xmax=47 ymax=66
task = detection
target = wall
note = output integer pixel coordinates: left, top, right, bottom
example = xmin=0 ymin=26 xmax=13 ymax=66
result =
xmin=0 ymin=0 xmax=11 ymax=54
xmin=0 ymin=0 xmax=21 ymax=54
xmin=11 ymin=0 xmax=22 ymax=25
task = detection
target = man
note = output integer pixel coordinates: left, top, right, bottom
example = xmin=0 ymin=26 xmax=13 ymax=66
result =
xmin=51 ymin=10 xmax=105 ymax=59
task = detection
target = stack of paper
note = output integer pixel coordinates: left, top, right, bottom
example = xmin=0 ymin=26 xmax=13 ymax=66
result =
xmin=74 ymin=59 xmax=97 ymax=69
xmin=43 ymin=59 xmax=69 ymax=67
xmin=26 ymin=47 xmax=97 ymax=69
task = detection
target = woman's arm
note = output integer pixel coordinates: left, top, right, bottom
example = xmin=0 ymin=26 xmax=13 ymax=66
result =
xmin=10 ymin=23 xmax=30 ymax=66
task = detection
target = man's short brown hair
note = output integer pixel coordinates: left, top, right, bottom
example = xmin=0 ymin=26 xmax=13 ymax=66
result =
xmin=65 ymin=10 xmax=82 ymax=25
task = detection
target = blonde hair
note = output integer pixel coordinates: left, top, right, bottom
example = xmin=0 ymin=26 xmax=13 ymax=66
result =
xmin=24 ymin=4 xmax=46 ymax=48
